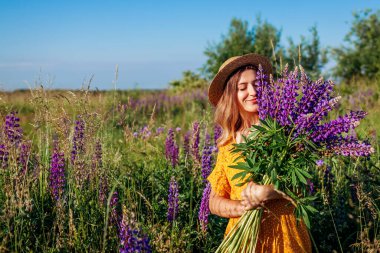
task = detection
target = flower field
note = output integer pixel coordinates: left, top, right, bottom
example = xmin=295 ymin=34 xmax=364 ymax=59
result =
xmin=0 ymin=77 xmax=379 ymax=252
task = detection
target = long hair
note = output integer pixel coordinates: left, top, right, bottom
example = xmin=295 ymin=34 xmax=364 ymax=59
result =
xmin=214 ymin=65 xmax=257 ymax=147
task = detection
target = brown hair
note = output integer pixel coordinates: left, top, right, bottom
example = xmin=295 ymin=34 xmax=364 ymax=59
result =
xmin=214 ymin=65 xmax=257 ymax=147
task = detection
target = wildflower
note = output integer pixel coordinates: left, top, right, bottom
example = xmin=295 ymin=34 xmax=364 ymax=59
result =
xmin=198 ymin=183 xmax=211 ymax=232
xmin=119 ymin=206 xmax=152 ymax=253
xmin=276 ymin=68 xmax=299 ymax=126
xmin=316 ymin=160 xmax=324 ymax=167
xmin=18 ymin=141 xmax=31 ymax=175
xmin=99 ymin=174 xmax=108 ymax=207
xmin=92 ymin=139 xmax=102 ymax=169
xmin=0 ymin=144 xmax=9 ymax=168
xmin=183 ymin=130 xmax=191 ymax=156
xmin=213 ymin=124 xmax=222 ymax=147
xmin=311 ymin=111 xmax=367 ymax=143
xmin=4 ymin=111 xmax=23 ymax=146
xmin=110 ymin=191 xmax=120 ymax=225
xmin=331 ymin=136 xmax=374 ymax=157
xmin=191 ymin=122 xmax=201 ymax=163
xmin=49 ymin=140 xmax=65 ymax=201
xmin=306 ymin=179 xmax=315 ymax=195
xmin=133 ymin=132 xmax=139 ymax=138
xmin=140 ymin=126 xmax=151 ymax=139
xmin=256 ymin=65 xmax=271 ymax=119
xmin=156 ymin=127 xmax=164 ymax=135
xmin=167 ymin=176 xmax=179 ymax=222
xmin=71 ymin=115 xmax=85 ymax=165
xmin=165 ymin=129 xmax=179 ymax=167
xmin=201 ymin=143 xmax=213 ymax=183
xmin=175 ymin=127 xmax=181 ymax=132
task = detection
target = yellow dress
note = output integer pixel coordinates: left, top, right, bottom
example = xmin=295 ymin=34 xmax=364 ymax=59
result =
xmin=207 ymin=135 xmax=312 ymax=253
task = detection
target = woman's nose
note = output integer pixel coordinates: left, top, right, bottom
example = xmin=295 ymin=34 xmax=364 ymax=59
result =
xmin=247 ymin=83 xmax=257 ymax=96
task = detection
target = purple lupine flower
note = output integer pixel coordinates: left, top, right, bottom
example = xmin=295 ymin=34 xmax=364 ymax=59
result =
xmin=276 ymin=68 xmax=299 ymax=126
xmin=119 ymin=207 xmax=152 ymax=253
xmin=93 ymin=139 xmax=102 ymax=169
xmin=71 ymin=115 xmax=85 ymax=165
xmin=204 ymin=132 xmax=211 ymax=147
xmin=306 ymin=179 xmax=315 ymax=195
xmin=175 ymin=127 xmax=181 ymax=132
xmin=165 ymin=128 xmax=179 ymax=167
xmin=296 ymin=74 xmax=334 ymax=117
xmin=311 ymin=111 xmax=367 ymax=143
xmin=316 ymin=159 xmax=324 ymax=167
xmin=256 ymin=65 xmax=271 ymax=119
xmin=294 ymin=96 xmax=341 ymax=136
xmin=198 ymin=183 xmax=211 ymax=232
xmin=49 ymin=140 xmax=65 ymax=201
xmin=330 ymin=136 xmax=374 ymax=157
xmin=133 ymin=132 xmax=139 ymax=138
xmin=156 ymin=127 xmax=165 ymax=135
xmin=99 ymin=174 xmax=108 ymax=207
xmin=18 ymin=141 xmax=31 ymax=175
xmin=183 ymin=130 xmax=191 ymax=156
xmin=201 ymin=144 xmax=213 ymax=184
xmin=167 ymin=176 xmax=179 ymax=222
xmin=140 ymin=126 xmax=151 ymax=139
xmin=0 ymin=144 xmax=9 ymax=169
xmin=191 ymin=122 xmax=201 ymax=163
xmin=4 ymin=111 xmax=23 ymax=146
xmin=110 ymin=191 xmax=120 ymax=225
xmin=349 ymin=128 xmax=358 ymax=139
xmin=213 ymin=124 xmax=222 ymax=147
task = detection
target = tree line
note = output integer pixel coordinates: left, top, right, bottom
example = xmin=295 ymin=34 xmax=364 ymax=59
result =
xmin=170 ymin=9 xmax=380 ymax=90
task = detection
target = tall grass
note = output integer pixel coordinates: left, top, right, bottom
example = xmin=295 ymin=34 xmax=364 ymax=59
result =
xmin=0 ymin=77 xmax=379 ymax=252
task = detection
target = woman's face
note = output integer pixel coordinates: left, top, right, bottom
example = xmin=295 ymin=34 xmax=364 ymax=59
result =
xmin=236 ymin=69 xmax=259 ymax=115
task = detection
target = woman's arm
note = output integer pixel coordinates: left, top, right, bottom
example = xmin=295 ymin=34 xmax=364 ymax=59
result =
xmin=209 ymin=189 xmax=262 ymax=218
xmin=209 ymin=189 xmax=245 ymax=218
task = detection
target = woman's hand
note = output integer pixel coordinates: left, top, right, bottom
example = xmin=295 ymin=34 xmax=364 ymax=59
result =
xmin=241 ymin=181 xmax=296 ymax=210
xmin=241 ymin=182 xmax=266 ymax=210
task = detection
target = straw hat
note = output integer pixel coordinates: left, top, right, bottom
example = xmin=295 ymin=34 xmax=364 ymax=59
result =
xmin=208 ymin=53 xmax=273 ymax=107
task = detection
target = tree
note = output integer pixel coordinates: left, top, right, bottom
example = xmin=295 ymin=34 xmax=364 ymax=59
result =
xmin=202 ymin=16 xmax=281 ymax=79
xmin=332 ymin=9 xmax=380 ymax=81
xmin=169 ymin=71 xmax=208 ymax=91
xmin=286 ymin=25 xmax=328 ymax=79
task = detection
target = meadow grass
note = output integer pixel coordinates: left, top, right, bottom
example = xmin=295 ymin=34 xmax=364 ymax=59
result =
xmin=0 ymin=77 xmax=379 ymax=252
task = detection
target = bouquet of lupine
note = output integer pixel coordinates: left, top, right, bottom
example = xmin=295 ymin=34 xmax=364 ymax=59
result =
xmin=215 ymin=65 xmax=374 ymax=252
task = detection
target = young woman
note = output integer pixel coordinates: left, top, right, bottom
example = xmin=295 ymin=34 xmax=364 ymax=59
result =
xmin=207 ymin=53 xmax=312 ymax=252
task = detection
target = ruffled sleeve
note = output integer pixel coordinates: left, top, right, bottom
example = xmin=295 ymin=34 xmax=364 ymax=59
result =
xmin=207 ymin=146 xmax=231 ymax=198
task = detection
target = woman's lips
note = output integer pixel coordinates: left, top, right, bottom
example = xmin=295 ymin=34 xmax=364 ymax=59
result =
xmin=246 ymin=99 xmax=257 ymax=103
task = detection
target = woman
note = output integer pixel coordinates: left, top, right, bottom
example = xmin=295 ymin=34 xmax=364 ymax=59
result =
xmin=207 ymin=53 xmax=312 ymax=252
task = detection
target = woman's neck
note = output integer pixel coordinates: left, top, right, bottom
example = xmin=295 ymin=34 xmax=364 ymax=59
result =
xmin=240 ymin=112 xmax=259 ymax=131
xmin=236 ymin=114 xmax=260 ymax=143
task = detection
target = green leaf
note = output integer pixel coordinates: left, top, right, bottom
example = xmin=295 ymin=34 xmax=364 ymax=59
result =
xmin=252 ymin=124 xmax=267 ymax=132
xmin=298 ymin=168 xmax=312 ymax=179
xmin=304 ymin=204 xmax=318 ymax=214
xmin=300 ymin=205 xmax=311 ymax=229
xmin=246 ymin=158 xmax=254 ymax=168
xmin=291 ymin=170 xmax=297 ymax=186
xmin=295 ymin=168 xmax=307 ymax=184
xmin=228 ymin=163 xmax=251 ymax=171
xmin=231 ymin=171 xmax=247 ymax=181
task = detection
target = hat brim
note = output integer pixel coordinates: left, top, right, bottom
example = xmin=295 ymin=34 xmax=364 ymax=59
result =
xmin=208 ymin=53 xmax=273 ymax=107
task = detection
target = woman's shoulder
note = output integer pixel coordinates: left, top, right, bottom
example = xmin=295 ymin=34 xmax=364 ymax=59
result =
xmin=217 ymin=134 xmax=234 ymax=149
xmin=217 ymin=134 xmax=236 ymax=158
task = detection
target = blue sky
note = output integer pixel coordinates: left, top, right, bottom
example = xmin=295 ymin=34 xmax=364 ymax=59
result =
xmin=0 ymin=0 xmax=379 ymax=90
